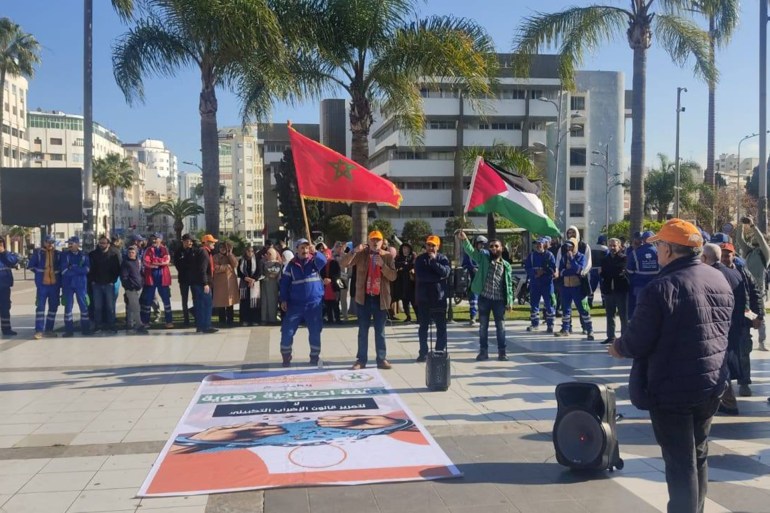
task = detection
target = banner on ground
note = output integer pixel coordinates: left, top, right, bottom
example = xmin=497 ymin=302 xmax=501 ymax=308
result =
xmin=138 ymin=369 xmax=461 ymax=496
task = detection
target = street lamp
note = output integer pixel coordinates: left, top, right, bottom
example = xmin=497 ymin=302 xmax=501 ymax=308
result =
xmin=674 ymin=87 xmax=687 ymax=218
xmin=591 ymin=143 xmax=622 ymax=233
xmin=182 ymin=160 xmax=202 ymax=172
xmin=736 ymin=130 xmax=770 ymax=222
xmin=538 ymin=94 xmax=564 ymax=228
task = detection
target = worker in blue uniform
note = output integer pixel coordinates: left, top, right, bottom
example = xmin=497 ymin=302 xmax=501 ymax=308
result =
xmin=524 ymin=237 xmax=556 ymax=333
xmin=60 ymin=236 xmax=91 ymax=337
xmin=0 ymin=239 xmax=19 ymax=336
xmin=555 ymin=238 xmax=594 ymax=340
xmin=28 ymin=235 xmax=61 ymax=339
xmin=626 ymin=230 xmax=659 ymax=318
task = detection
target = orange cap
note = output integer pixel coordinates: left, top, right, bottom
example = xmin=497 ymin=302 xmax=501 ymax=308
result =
xmin=368 ymin=230 xmax=383 ymax=240
xmin=647 ymin=219 xmax=703 ymax=247
xmin=719 ymin=242 xmax=735 ymax=253
xmin=426 ymin=235 xmax=441 ymax=248
xmin=201 ymin=234 xmax=218 ymax=243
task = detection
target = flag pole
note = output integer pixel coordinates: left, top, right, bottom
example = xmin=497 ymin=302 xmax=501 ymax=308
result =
xmin=299 ymin=194 xmax=312 ymax=241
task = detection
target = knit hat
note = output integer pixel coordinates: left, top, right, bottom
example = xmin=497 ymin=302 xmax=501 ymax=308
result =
xmin=648 ymin=219 xmax=703 ymax=248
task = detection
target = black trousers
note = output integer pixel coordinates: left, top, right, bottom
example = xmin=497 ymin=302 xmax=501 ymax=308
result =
xmin=604 ymin=292 xmax=628 ymax=339
xmin=218 ymin=306 xmax=234 ymax=325
xmin=649 ymin=392 xmax=721 ymax=513
xmin=179 ymin=282 xmax=192 ymax=323
xmin=738 ymin=326 xmax=753 ymax=385
xmin=324 ymin=299 xmax=341 ymax=323
xmin=418 ymin=304 xmax=447 ymax=356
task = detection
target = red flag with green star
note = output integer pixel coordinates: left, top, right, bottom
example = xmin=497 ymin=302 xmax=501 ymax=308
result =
xmin=288 ymin=125 xmax=403 ymax=208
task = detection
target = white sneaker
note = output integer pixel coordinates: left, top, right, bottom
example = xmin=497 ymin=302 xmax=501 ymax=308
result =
xmin=469 ymin=319 xmax=476 ymax=326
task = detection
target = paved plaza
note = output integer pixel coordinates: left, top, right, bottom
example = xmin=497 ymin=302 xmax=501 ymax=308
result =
xmin=0 ymin=272 xmax=769 ymax=512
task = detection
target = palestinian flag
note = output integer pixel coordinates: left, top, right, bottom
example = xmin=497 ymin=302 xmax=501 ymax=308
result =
xmin=465 ymin=157 xmax=560 ymax=237
xmin=288 ymin=125 xmax=403 ymax=208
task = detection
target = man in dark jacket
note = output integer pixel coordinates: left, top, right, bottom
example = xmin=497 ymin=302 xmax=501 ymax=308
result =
xmin=599 ymin=238 xmax=629 ymax=344
xmin=120 ymin=245 xmax=143 ymax=333
xmin=174 ymin=234 xmax=195 ymax=326
xmin=414 ymin=235 xmax=451 ymax=362
xmin=609 ymin=219 xmax=733 ymax=513
xmin=189 ymin=234 xmax=218 ymax=334
xmin=89 ymin=236 xmax=121 ymax=333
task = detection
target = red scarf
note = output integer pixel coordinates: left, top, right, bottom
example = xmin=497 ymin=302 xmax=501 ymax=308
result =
xmin=366 ymin=252 xmax=382 ymax=296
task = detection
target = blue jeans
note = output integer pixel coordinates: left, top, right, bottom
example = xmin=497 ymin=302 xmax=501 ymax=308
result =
xmin=356 ymin=295 xmax=387 ymax=364
xmin=280 ymin=301 xmax=323 ymax=357
xmin=418 ymin=303 xmax=447 ymax=356
xmin=92 ymin=282 xmax=116 ymax=329
xmin=478 ymin=296 xmax=507 ymax=353
xmin=191 ymin=285 xmax=213 ymax=330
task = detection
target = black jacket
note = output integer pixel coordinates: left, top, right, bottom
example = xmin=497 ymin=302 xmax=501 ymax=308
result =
xmin=120 ymin=257 xmax=143 ymax=291
xmin=599 ymin=251 xmax=630 ymax=295
xmin=615 ymin=256 xmax=733 ymax=410
xmin=89 ymin=247 xmax=121 ymax=284
xmin=188 ymin=246 xmax=214 ymax=286
xmin=414 ymin=252 xmax=451 ymax=306
xmin=174 ymin=247 xmax=195 ymax=284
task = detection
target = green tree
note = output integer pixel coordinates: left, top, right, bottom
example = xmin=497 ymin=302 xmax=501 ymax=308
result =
xmin=644 ymin=154 xmax=703 ymax=222
xmin=690 ymin=0 xmax=739 ymax=229
xmin=444 ymin=216 xmax=475 ymax=237
xmin=0 ymin=18 xmax=40 ymax=167
xmin=300 ymin=0 xmax=498 ymax=244
xmin=8 ymin=225 xmax=32 ymax=249
xmin=461 ymin=142 xmax=544 ymax=240
xmin=368 ymin=219 xmax=396 ymax=241
xmin=273 ymin=149 xmax=321 ymax=238
xmin=113 ymin=0 xmax=300 ymax=236
xmin=227 ymin=233 xmax=249 ymax=256
xmin=514 ymin=1 xmax=715 ymax=237
xmin=145 ymin=198 xmax=205 ymax=242
xmin=324 ymin=215 xmax=352 ymax=244
xmin=101 ymin=154 xmax=135 ymax=233
xmin=401 ymin=219 xmax=432 ymax=247
xmin=607 ymin=219 xmax=663 ymax=241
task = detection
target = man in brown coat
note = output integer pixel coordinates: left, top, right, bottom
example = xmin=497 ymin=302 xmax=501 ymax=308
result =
xmin=341 ymin=230 xmax=397 ymax=369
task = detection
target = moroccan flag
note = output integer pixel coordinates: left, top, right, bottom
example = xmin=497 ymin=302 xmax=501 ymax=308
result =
xmin=465 ymin=157 xmax=560 ymax=237
xmin=288 ymin=126 xmax=403 ymax=208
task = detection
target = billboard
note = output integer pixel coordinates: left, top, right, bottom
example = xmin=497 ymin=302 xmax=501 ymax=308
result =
xmin=0 ymin=167 xmax=83 ymax=226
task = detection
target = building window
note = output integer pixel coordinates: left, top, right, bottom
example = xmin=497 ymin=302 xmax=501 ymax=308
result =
xmin=569 ymin=177 xmax=585 ymax=191
xmin=529 ymin=121 xmax=546 ymax=131
xmin=570 ymin=125 xmax=585 ymax=137
xmin=50 ymin=154 xmax=64 ymax=161
xmin=569 ymin=203 xmax=585 ymax=217
xmin=427 ymin=120 xmax=455 ymax=129
xmin=570 ymin=148 xmax=587 ymax=166
xmin=50 ymin=137 xmax=63 ymax=145
xmin=571 ymin=96 xmax=586 ymax=110
xmin=529 ymin=90 xmax=543 ymax=100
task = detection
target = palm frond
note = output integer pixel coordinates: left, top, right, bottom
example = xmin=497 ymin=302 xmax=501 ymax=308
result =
xmin=512 ymin=6 xmax=628 ymax=89
xmin=0 ymin=18 xmax=41 ymax=78
xmin=687 ymin=0 xmax=740 ymax=45
xmin=372 ymin=71 xmax=425 ymax=145
xmin=112 ymin=19 xmax=194 ymax=104
xmin=654 ymin=13 xmax=717 ymax=83
xmin=111 ymin=0 xmax=135 ymax=21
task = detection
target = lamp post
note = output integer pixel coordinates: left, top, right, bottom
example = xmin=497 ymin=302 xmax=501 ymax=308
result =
xmin=736 ymin=131 xmax=770 ymax=222
xmin=182 ymin=160 xmax=202 ymax=172
xmin=760 ymin=0 xmax=768 ymax=232
xmin=674 ymin=87 xmax=687 ymax=219
xmin=538 ymin=93 xmax=564 ymax=229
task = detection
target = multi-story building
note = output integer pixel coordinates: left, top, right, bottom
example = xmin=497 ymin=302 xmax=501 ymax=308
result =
xmin=1 ymin=73 xmax=30 ymax=168
xmin=178 ymin=170 xmax=204 ymax=233
xmin=218 ymin=126 xmax=264 ymax=242
xmin=123 ymin=139 xmax=178 ymax=201
xmin=714 ymin=153 xmax=759 ymax=188
xmin=368 ymin=54 xmax=627 ymax=245
xmin=27 ymin=110 xmax=138 ymax=239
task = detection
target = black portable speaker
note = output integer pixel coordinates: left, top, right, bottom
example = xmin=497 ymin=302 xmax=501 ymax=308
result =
xmin=425 ymin=308 xmax=450 ymax=391
xmin=553 ymin=382 xmax=623 ymax=471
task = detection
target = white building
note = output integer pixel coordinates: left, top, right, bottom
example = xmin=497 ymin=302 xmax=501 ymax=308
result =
xmin=178 ymin=170 xmax=204 ymax=233
xmin=218 ymin=126 xmax=264 ymax=242
xmin=714 ymin=153 xmax=759 ymax=188
xmin=368 ymin=54 xmax=627 ymax=244
xmin=27 ymin=110 xmax=141 ymax=239
xmin=1 ymin=74 xmax=30 ymax=168
xmin=123 ymin=139 xmax=178 ymax=201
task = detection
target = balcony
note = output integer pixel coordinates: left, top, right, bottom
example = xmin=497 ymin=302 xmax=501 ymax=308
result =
xmin=528 ymin=99 xmax=560 ymax=118
xmin=371 ymin=159 xmax=453 ymax=178
xmin=463 ymin=99 xmax=526 ymax=117
xmin=464 ymin=130 xmax=522 ymax=147
xmin=402 ymin=189 xmax=452 ymax=207
xmin=422 ymin=97 xmax=460 ymax=116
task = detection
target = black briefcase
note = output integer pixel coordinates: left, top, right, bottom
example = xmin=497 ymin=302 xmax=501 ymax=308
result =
xmin=425 ymin=309 xmax=451 ymax=391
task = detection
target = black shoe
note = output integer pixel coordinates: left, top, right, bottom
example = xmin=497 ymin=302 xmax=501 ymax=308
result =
xmin=282 ymin=353 xmax=292 ymax=367
xmin=62 ymin=332 xmax=74 ymax=338
xmin=545 ymin=326 xmax=554 ymax=334
xmin=601 ymin=338 xmax=614 ymax=345
xmin=2 ymin=329 xmax=17 ymax=336
xmin=586 ymin=332 xmax=595 ymax=341
xmin=203 ymin=328 xmax=219 ymax=334
xmin=718 ymin=404 xmax=739 ymax=416
xmin=497 ymin=353 xmax=508 ymax=361
xmin=475 ymin=352 xmax=489 ymax=361
xmin=309 ymin=355 xmax=320 ymax=365
xmin=416 ymin=354 xmax=427 ymax=363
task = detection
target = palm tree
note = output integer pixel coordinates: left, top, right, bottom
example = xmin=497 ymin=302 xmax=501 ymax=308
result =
xmin=644 ymin=153 xmax=703 ymax=222
xmin=513 ymin=1 xmax=715 ymax=236
xmin=92 ymin=153 xmax=134 ymax=236
xmin=689 ymin=0 xmax=739 ymax=230
xmin=145 ymin=198 xmax=204 ymax=241
xmin=0 ymin=18 xmax=40 ymax=167
xmin=462 ymin=142 xmax=544 ymax=239
xmin=8 ymin=225 xmax=32 ymax=250
xmin=299 ymin=0 xmax=498 ymax=243
xmin=113 ymin=0 xmax=298 ymax=237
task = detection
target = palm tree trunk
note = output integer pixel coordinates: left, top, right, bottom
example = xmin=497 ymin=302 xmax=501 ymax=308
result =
xmin=704 ymin=15 xmax=716 ymax=232
xmin=200 ymin=73 xmax=220 ymax=237
xmin=0 ymin=69 xmax=6 ymax=168
xmin=95 ymin=186 xmax=101 ymax=238
xmin=629 ymin=46 xmax=647 ymax=236
xmin=349 ymin=90 xmax=374 ymax=245
xmin=110 ymin=188 xmax=116 ymax=236
xmin=486 ymin=213 xmax=496 ymax=240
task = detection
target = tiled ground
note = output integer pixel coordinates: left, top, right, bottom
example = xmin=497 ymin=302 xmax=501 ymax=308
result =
xmin=1 ymin=274 xmax=769 ymax=512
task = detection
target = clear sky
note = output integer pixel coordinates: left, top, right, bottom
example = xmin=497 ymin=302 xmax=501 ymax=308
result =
xmin=4 ymin=0 xmax=764 ymax=176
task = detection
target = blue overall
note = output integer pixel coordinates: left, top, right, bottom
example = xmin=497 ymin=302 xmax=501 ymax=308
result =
xmin=525 ymin=250 xmax=555 ymax=328
xmin=279 ymin=252 xmax=327 ymax=358
xmin=0 ymin=251 xmax=19 ymax=333
xmin=461 ymin=253 xmax=478 ymax=319
xmin=29 ymin=248 xmax=61 ymax=332
xmin=60 ymin=250 xmax=91 ymax=334
xmin=559 ymin=252 xmax=593 ymax=334
xmin=626 ymin=242 xmax=659 ymax=318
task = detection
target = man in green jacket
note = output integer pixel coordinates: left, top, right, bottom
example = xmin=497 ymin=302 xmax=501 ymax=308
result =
xmin=735 ymin=215 xmax=770 ymax=351
xmin=459 ymin=230 xmax=514 ymax=361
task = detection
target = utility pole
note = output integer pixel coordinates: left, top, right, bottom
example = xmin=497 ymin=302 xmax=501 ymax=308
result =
xmin=82 ymin=0 xmax=95 ymax=250
xmin=674 ymin=87 xmax=687 ymax=219
xmin=759 ymin=0 xmax=769 ymax=232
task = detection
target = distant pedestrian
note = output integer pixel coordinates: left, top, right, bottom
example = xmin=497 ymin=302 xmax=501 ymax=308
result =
xmin=626 ymin=230 xmax=659 ymax=318
xmin=524 ymin=237 xmax=556 ymax=333
xmin=29 ymin=235 xmax=61 ymax=339
xmin=189 ymin=234 xmax=217 ymax=333
xmin=459 ymin=230 xmax=513 ymax=361
xmin=60 ymin=237 xmax=91 ymax=337
xmin=260 ymin=247 xmax=282 ymax=324
xmin=141 ymin=234 xmax=174 ymax=329
xmin=238 ymin=245 xmax=261 ymax=326
xmin=279 ymin=239 xmax=326 ymax=366
xmin=0 ymin=239 xmax=19 ymax=336
xmin=555 ymin=238 xmax=594 ymax=340
xmin=120 ymin=245 xmax=143 ymax=332
xmin=319 ymin=243 xmax=342 ymax=324
xmin=394 ymin=242 xmax=416 ymax=323
xmin=414 ymin=235 xmax=451 ymax=362
xmin=174 ymin=234 xmax=196 ymax=326
xmin=589 ymin=235 xmax=609 ymax=308
xmin=599 ymin=238 xmax=629 ymax=344
xmin=462 ymin=236 xmax=485 ymax=326
xmin=213 ymin=241 xmax=239 ymax=326
xmin=89 ymin=236 xmax=121 ymax=333
xmin=735 ymin=215 xmax=770 ymax=351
